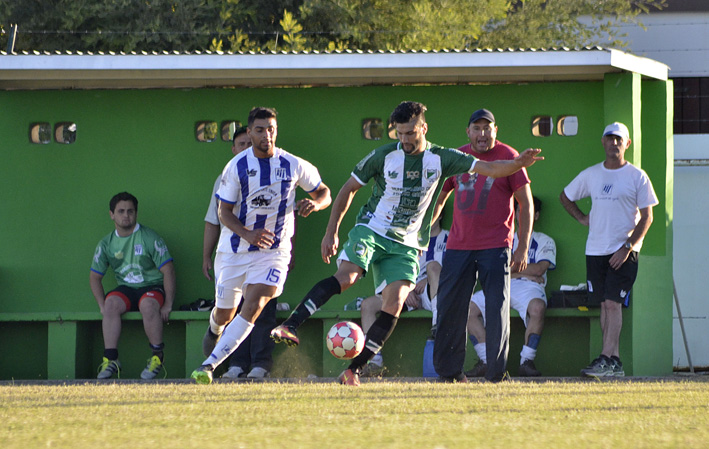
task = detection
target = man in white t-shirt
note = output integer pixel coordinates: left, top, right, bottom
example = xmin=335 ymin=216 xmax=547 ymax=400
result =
xmin=560 ymin=122 xmax=658 ymax=378
xmin=465 ymin=196 xmax=556 ymax=378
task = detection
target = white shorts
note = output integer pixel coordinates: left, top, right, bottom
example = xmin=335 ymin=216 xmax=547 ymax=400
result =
xmin=214 ymin=250 xmax=290 ymax=309
xmin=470 ymin=278 xmax=547 ymax=327
xmin=416 ymin=284 xmax=437 ymax=325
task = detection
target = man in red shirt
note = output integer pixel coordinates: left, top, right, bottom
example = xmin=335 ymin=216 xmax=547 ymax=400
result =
xmin=433 ymin=109 xmax=535 ymax=382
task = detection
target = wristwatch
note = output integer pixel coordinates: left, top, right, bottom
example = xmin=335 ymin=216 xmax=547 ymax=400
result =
xmin=623 ymin=241 xmax=632 ymax=250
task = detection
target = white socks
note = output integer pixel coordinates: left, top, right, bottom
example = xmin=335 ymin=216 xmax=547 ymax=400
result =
xmin=520 ymin=345 xmax=537 ymax=364
xmin=203 ymin=314 xmax=254 ymax=368
xmin=474 ymin=343 xmax=487 ymax=364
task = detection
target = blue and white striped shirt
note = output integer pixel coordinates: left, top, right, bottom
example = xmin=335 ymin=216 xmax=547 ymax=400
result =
xmin=216 ymin=146 xmax=322 ymax=254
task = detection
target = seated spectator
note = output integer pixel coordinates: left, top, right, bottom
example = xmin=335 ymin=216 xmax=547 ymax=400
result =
xmin=359 ymin=212 xmax=448 ymax=377
xmin=466 ymin=196 xmax=556 ymax=377
xmin=90 ymin=192 xmax=176 ymax=379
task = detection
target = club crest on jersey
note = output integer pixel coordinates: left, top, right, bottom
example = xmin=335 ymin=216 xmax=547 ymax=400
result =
xmin=424 ymin=169 xmax=440 ymax=181
xmin=134 ymin=244 xmax=143 ymax=256
xmin=406 ymin=170 xmax=420 ymax=180
xmin=354 ymin=243 xmax=367 ymax=257
xmin=602 ymin=184 xmax=613 ymax=195
xmin=275 ymin=168 xmax=290 ymax=181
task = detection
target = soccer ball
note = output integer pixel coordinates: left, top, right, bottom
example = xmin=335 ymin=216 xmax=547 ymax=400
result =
xmin=326 ymin=321 xmax=365 ymax=360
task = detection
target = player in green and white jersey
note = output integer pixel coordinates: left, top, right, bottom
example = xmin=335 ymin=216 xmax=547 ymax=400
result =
xmin=90 ymin=192 xmax=176 ymax=380
xmin=271 ymin=101 xmax=543 ymax=385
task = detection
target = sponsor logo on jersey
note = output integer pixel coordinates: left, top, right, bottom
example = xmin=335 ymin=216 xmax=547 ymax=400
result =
xmin=603 ymin=184 xmax=613 ymax=195
xmin=154 ymin=240 xmax=168 ymax=257
xmin=247 ymin=169 xmax=257 ymax=177
xmin=620 ymin=289 xmax=627 ymax=298
xmin=406 ymin=170 xmax=420 ymax=180
xmin=356 ymin=150 xmax=376 ymax=171
xmin=114 ymin=250 xmax=124 ymax=260
xmin=251 ymin=195 xmax=273 ymax=206
xmin=134 ymin=244 xmax=143 ymax=256
xmin=388 ymin=170 xmax=399 ymax=179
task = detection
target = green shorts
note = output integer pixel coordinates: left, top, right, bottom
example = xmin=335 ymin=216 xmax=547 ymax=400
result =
xmin=339 ymin=225 xmax=420 ymax=294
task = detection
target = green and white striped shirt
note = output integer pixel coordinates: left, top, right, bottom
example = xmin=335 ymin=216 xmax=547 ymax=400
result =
xmin=351 ymin=141 xmax=477 ymax=250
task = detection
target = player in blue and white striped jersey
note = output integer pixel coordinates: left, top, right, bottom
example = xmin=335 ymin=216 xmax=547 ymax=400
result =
xmin=191 ymin=107 xmax=331 ymax=384
xmin=272 ymin=101 xmax=543 ymax=386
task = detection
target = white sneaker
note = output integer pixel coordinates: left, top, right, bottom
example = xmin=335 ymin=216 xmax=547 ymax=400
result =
xmin=247 ymin=367 xmax=269 ymax=378
xmin=222 ymin=366 xmax=245 ymax=379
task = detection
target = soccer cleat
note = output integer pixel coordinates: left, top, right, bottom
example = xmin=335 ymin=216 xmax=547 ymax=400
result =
xmin=222 ymin=366 xmax=246 ymax=379
xmin=610 ymin=358 xmax=625 ymax=377
xmin=338 ymin=368 xmax=360 ymax=386
xmin=140 ymin=355 xmax=164 ymax=380
xmin=360 ymin=362 xmax=387 ymax=378
xmin=191 ymin=365 xmax=214 ymax=385
xmin=464 ymin=360 xmax=487 ymax=378
xmin=518 ymin=359 xmax=541 ymax=377
xmin=97 ymin=357 xmax=121 ymax=379
xmin=202 ymin=327 xmax=221 ymax=357
xmin=247 ymin=367 xmax=270 ymax=378
xmin=270 ymin=324 xmax=300 ymax=347
xmin=580 ymin=355 xmax=615 ymax=378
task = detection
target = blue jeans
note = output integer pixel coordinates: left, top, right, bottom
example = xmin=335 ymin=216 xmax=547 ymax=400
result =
xmin=228 ymin=297 xmax=277 ymax=372
xmin=434 ymin=248 xmax=510 ymax=382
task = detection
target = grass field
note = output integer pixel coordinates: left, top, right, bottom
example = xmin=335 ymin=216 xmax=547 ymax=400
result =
xmin=1 ymin=377 xmax=708 ymax=449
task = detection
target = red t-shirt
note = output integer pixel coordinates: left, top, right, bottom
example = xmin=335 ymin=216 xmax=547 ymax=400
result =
xmin=443 ymin=141 xmax=530 ymax=250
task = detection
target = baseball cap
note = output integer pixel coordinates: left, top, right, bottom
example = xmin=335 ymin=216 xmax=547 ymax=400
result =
xmin=468 ymin=108 xmax=495 ymax=125
xmin=602 ymin=122 xmax=630 ymax=140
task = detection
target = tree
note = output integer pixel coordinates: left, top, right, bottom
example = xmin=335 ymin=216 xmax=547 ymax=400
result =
xmin=477 ymin=0 xmax=667 ymax=49
xmin=1 ymin=0 xmax=665 ymax=53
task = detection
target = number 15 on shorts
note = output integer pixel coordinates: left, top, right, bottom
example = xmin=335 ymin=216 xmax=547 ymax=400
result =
xmin=266 ymin=268 xmax=281 ymax=283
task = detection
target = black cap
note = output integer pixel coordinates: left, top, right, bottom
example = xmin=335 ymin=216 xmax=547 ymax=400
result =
xmin=468 ymin=108 xmax=495 ymax=125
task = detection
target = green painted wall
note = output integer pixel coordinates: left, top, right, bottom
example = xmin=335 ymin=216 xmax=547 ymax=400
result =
xmin=0 ymin=77 xmax=673 ymax=377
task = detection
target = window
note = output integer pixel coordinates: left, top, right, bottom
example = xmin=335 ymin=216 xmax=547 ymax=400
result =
xmin=674 ymin=77 xmax=709 ymax=134
xmin=531 ymin=116 xmax=553 ymax=137
xmin=195 ymin=121 xmax=219 ymax=142
xmin=54 ymin=122 xmax=77 ymax=144
xmin=362 ymin=118 xmax=384 ymax=140
xmin=29 ymin=123 xmax=51 ymax=144
xmin=557 ymin=116 xmax=578 ymax=136
xmin=221 ymin=120 xmax=242 ymax=141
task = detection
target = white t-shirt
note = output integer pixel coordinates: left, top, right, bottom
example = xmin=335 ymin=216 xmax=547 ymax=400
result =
xmin=564 ymin=162 xmax=658 ymax=255
xmin=216 ymin=146 xmax=323 ymax=254
xmin=205 ymin=174 xmax=222 ymax=226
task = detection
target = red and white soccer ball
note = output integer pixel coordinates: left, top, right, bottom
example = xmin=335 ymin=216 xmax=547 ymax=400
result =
xmin=326 ymin=321 xmax=365 ymax=360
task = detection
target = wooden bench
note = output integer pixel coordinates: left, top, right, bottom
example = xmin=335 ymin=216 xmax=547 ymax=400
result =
xmin=0 ymin=306 xmax=600 ymax=379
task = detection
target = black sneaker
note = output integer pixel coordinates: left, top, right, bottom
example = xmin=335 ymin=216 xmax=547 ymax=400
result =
xmin=464 ymin=360 xmax=487 ymax=378
xmin=518 ymin=359 xmax=541 ymax=377
xmin=610 ymin=357 xmax=625 ymax=377
xmin=580 ymin=355 xmax=614 ymax=378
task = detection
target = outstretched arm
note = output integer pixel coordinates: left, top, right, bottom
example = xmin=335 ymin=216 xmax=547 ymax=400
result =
xmin=321 ymin=177 xmax=363 ymax=264
xmin=473 ymin=148 xmax=543 ymax=178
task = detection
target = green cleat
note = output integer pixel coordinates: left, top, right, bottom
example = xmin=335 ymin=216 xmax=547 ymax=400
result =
xmin=97 ymin=357 xmax=121 ymax=379
xmin=191 ymin=365 xmax=214 ymax=385
xmin=141 ymin=355 xmax=165 ymax=380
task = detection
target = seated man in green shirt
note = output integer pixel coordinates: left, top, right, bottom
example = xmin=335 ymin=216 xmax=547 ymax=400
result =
xmin=90 ymin=192 xmax=176 ymax=379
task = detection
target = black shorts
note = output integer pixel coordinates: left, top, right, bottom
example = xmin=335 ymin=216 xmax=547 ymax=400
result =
xmin=586 ymin=252 xmax=638 ymax=306
xmin=108 ymin=284 xmax=165 ymax=311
